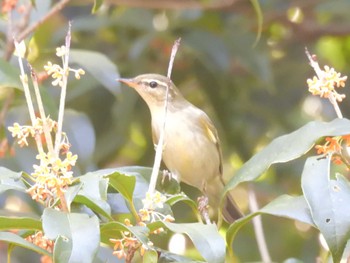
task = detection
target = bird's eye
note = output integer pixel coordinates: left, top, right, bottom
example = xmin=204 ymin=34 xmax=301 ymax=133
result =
xmin=149 ymin=81 xmax=158 ymax=88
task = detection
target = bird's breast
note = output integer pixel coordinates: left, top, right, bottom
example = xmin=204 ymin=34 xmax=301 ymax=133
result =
xmin=151 ymin=107 xmax=220 ymax=191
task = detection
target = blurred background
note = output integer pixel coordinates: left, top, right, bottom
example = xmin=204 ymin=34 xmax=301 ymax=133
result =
xmin=1 ymin=0 xmax=350 ymax=261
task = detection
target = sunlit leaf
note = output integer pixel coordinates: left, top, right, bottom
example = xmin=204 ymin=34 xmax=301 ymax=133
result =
xmin=53 ymin=235 xmax=72 ymax=263
xmin=222 ymin=118 xmax=350 ymax=214
xmin=100 ymin=221 xmax=149 ymax=245
xmin=0 ymin=216 xmax=42 ymax=230
xmin=74 ymin=172 xmax=111 ymax=220
xmin=92 ymin=0 xmax=104 ymax=13
xmin=0 ymin=167 xmax=26 ymax=193
xmin=42 ymin=208 xmax=100 ymax=263
xmin=226 ymin=195 xmax=315 ymax=249
xmin=0 ymin=232 xmax=50 ymax=256
xmin=301 ymin=156 xmax=350 ymax=262
xmin=149 ymin=221 xmax=225 ymax=263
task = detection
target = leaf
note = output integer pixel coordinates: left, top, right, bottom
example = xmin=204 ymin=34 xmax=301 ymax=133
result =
xmin=250 ymin=0 xmax=263 ymax=47
xmin=222 ymin=118 xmax=350 ymax=211
xmin=0 ymin=58 xmax=22 ymax=90
xmin=108 ymin=171 xmax=136 ymax=204
xmin=63 ymin=109 xmax=95 ymax=168
xmin=53 ymin=235 xmax=72 ymax=263
xmin=226 ymin=195 xmax=315 ymax=249
xmin=92 ymin=0 xmax=104 ymax=13
xmin=0 ymin=216 xmax=42 ymax=230
xmin=143 ymin=249 xmax=158 ymax=263
xmin=0 ymin=232 xmax=50 ymax=256
xmin=158 ymin=249 xmax=205 ymax=263
xmin=75 ymin=172 xmax=112 ymax=220
xmin=301 ymin=156 xmax=350 ymax=262
xmin=70 ymin=49 xmax=120 ymax=94
xmin=100 ymin=221 xmax=149 ymax=245
xmin=149 ymin=222 xmax=225 ymax=263
xmin=42 ymin=208 xmax=100 ymax=263
xmin=0 ymin=166 xmax=26 ymax=193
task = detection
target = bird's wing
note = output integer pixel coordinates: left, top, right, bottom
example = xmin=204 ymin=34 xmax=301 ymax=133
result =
xmin=199 ymin=113 xmax=224 ymax=177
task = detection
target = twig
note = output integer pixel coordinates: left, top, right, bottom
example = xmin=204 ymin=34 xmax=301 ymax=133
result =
xmin=30 ymin=67 xmax=55 ymax=155
xmin=14 ymin=41 xmax=44 ymax=155
xmin=4 ymin=0 xmax=71 ymax=60
xmin=148 ymin=38 xmax=181 ymax=194
xmin=248 ymin=185 xmax=271 ymax=263
xmin=105 ymin=0 xmax=235 ymax=10
xmin=54 ymin=22 xmax=71 ymax=156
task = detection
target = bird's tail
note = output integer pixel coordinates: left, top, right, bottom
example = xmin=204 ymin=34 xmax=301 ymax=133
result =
xmin=222 ymin=193 xmax=243 ymax=223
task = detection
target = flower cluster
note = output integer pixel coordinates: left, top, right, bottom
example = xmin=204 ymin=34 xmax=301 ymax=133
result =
xmin=25 ymin=231 xmax=54 ymax=263
xmin=315 ymin=135 xmax=350 ymax=165
xmin=139 ymin=191 xmax=174 ymax=224
xmin=110 ymin=219 xmax=154 ymax=259
xmin=110 ymin=191 xmax=175 ymax=260
xmin=8 ymin=117 xmax=77 ymax=206
xmin=27 ymin=150 xmax=77 ymax=205
xmin=8 ymin=118 xmax=57 ymax=147
xmin=1 ymin=0 xmax=17 ymax=13
xmin=44 ymin=46 xmax=85 ymax=87
xmin=307 ymin=65 xmax=347 ymax=102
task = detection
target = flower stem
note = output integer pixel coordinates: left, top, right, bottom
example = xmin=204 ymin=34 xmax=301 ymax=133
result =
xmin=54 ymin=22 xmax=71 ymax=156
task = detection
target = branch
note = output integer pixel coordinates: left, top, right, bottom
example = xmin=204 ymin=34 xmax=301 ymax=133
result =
xmin=105 ymin=0 xmax=237 ymax=10
xmin=148 ymin=38 xmax=181 ymax=194
xmin=4 ymin=0 xmax=71 ymax=60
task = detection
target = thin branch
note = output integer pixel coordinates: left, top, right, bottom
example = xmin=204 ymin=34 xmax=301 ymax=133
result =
xmin=105 ymin=0 xmax=236 ymax=10
xmin=30 ymin=67 xmax=55 ymax=155
xmin=4 ymin=0 xmax=71 ymax=60
xmin=148 ymin=38 xmax=181 ymax=194
xmin=248 ymin=185 xmax=271 ymax=263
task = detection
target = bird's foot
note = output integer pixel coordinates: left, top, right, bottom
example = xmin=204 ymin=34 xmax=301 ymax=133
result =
xmin=161 ymin=170 xmax=179 ymax=184
xmin=197 ymin=196 xmax=211 ymax=225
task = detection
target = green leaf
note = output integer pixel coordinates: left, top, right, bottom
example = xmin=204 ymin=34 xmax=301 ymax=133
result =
xmin=92 ymin=0 xmax=104 ymax=13
xmin=108 ymin=171 xmax=136 ymax=204
xmin=222 ymin=118 xmax=350 ymax=211
xmin=75 ymin=172 xmax=112 ymax=220
xmin=149 ymin=222 xmax=225 ymax=263
xmin=0 ymin=232 xmax=50 ymax=256
xmin=301 ymin=156 xmax=350 ymax=263
xmin=158 ymin=249 xmax=205 ymax=263
xmin=143 ymin=249 xmax=158 ymax=263
xmin=53 ymin=235 xmax=72 ymax=263
xmin=70 ymin=49 xmax=120 ymax=94
xmin=226 ymin=195 xmax=315 ymax=249
xmin=0 ymin=58 xmax=22 ymax=90
xmin=100 ymin=221 xmax=149 ymax=245
xmin=0 ymin=216 xmax=42 ymax=230
xmin=166 ymin=193 xmax=199 ymax=218
xmin=42 ymin=208 xmax=100 ymax=263
xmin=0 ymin=167 xmax=26 ymax=193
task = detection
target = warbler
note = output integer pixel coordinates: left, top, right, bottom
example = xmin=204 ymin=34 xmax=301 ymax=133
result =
xmin=119 ymin=74 xmax=241 ymax=222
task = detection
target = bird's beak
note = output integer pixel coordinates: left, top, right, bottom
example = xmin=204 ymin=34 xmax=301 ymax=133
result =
xmin=118 ymin=78 xmax=138 ymax=89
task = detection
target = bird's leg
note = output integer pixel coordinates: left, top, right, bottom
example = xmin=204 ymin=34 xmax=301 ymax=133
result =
xmin=197 ymin=195 xmax=211 ymax=225
xmin=161 ymin=170 xmax=179 ymax=184
xmin=198 ymin=181 xmax=211 ymax=224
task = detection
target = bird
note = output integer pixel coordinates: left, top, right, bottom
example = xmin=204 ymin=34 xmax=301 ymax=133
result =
xmin=119 ymin=73 xmax=242 ymax=223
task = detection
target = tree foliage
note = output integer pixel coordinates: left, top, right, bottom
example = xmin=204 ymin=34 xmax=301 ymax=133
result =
xmin=1 ymin=0 xmax=350 ymax=262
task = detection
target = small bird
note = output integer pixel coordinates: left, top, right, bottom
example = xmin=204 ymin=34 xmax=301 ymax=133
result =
xmin=119 ymin=74 xmax=241 ymax=223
